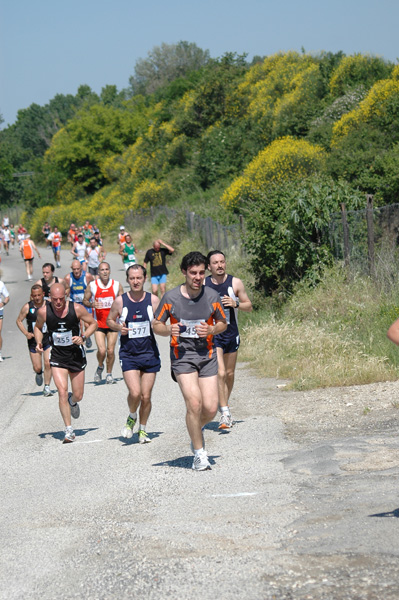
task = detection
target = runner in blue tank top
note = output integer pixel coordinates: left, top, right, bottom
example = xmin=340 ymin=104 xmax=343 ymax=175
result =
xmin=205 ymin=250 xmax=253 ymax=430
xmin=107 ymin=264 xmax=161 ymax=444
xmin=63 ymin=260 xmax=95 ymax=348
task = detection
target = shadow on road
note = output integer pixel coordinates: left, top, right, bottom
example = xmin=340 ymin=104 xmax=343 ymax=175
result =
xmin=38 ymin=427 xmax=99 ymax=441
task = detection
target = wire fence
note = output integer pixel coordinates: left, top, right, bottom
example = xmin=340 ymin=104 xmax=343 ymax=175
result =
xmin=328 ymin=197 xmax=399 ymax=285
xmin=125 ymin=206 xmax=244 ymax=254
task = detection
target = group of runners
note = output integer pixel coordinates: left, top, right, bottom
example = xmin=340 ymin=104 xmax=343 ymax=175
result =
xmin=1 ymin=226 xmax=255 ymax=471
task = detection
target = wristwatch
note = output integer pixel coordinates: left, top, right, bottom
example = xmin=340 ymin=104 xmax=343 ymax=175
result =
xmin=235 ymin=299 xmax=240 ymax=308
xmin=81 ymin=335 xmax=86 ymax=342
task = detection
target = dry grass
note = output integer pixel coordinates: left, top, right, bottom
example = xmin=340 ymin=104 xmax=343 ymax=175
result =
xmin=240 ymin=317 xmax=399 ymax=390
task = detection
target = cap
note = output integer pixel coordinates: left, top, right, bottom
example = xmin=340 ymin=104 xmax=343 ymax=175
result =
xmin=120 ymin=226 xmax=125 ymax=230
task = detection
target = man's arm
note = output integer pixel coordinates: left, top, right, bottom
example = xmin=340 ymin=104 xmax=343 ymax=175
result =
xmin=16 ymin=303 xmax=32 ymax=338
xmin=31 ymin=241 xmax=41 ymax=259
xmin=233 ymin=277 xmax=252 ymax=312
xmin=106 ymin=297 xmax=127 ymax=334
xmin=117 ymin=282 xmax=124 ymax=297
xmin=388 ymin=319 xmax=399 ymax=345
xmin=71 ymin=304 xmax=97 ymax=344
xmin=158 ymin=239 xmax=174 ymax=253
xmin=34 ymin=306 xmax=46 ymax=352
xmin=83 ymin=284 xmax=93 ymax=308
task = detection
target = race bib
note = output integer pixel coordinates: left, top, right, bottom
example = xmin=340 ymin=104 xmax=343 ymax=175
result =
xmin=53 ymin=330 xmax=73 ymax=346
xmin=97 ymin=296 xmax=113 ymax=309
xmin=128 ymin=254 xmax=135 ymax=261
xmin=128 ymin=320 xmax=150 ymax=338
xmin=179 ymin=319 xmax=202 ymax=338
xmin=73 ymin=293 xmax=84 ymax=303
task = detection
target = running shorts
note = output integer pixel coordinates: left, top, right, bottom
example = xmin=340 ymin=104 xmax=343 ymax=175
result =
xmin=214 ymin=334 xmax=240 ymax=354
xmin=171 ymin=350 xmax=218 ymax=378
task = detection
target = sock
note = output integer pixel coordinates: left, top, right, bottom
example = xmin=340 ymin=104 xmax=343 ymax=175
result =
xmin=97 ymin=364 xmax=104 ymax=371
xmin=139 ymin=425 xmax=146 ymax=432
xmin=194 ymin=448 xmax=205 ymax=456
xmin=221 ymin=406 xmax=231 ymax=416
xmin=129 ymin=412 xmax=137 ymax=420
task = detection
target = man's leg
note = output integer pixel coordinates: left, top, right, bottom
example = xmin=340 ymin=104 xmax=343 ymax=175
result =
xmin=69 ymin=369 xmax=85 ymax=404
xmin=43 ymin=348 xmax=52 ymax=386
xmin=51 ymin=367 xmax=72 ymax=427
xmin=30 ymin=349 xmax=43 ymax=377
xmin=176 ymin=372 xmax=218 ymax=450
xmin=0 ymin=319 xmax=3 ymax=356
xmin=94 ymin=330 xmax=106 ymax=367
xmin=105 ymin=331 xmax=118 ymax=375
xmin=123 ymin=369 xmax=143 ymax=415
xmin=151 ymin=283 xmax=159 ymax=296
xmin=159 ymin=282 xmax=166 ymax=297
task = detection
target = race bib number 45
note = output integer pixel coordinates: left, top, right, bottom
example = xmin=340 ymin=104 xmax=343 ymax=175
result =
xmin=179 ymin=319 xmax=202 ymax=338
xmin=53 ymin=330 xmax=73 ymax=346
xmin=128 ymin=321 xmax=150 ymax=338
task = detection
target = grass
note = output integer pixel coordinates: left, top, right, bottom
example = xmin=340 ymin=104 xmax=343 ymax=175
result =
xmin=239 ymin=264 xmax=399 ymax=390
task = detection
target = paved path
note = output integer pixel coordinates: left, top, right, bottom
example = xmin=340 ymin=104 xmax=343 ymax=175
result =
xmin=1 ymin=245 xmax=399 ymax=599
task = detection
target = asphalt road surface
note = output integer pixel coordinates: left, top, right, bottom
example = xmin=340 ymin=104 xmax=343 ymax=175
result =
xmin=1 ymin=244 xmax=399 ymax=599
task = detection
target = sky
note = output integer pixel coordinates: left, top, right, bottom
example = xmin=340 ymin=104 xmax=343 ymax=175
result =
xmin=1 ymin=0 xmax=398 ymax=128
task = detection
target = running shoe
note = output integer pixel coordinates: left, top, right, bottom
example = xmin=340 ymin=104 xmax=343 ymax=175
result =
xmin=94 ymin=365 xmax=104 ymax=383
xmin=0 ymin=354 xmax=3 ymax=362
xmin=105 ymin=373 xmax=115 ymax=384
xmin=68 ymin=392 xmax=80 ymax=419
xmin=192 ymin=451 xmax=211 ymax=471
xmin=43 ymin=385 xmax=53 ymax=397
xmin=218 ymin=413 xmax=233 ymax=430
xmin=138 ymin=430 xmax=151 ymax=444
xmin=121 ymin=416 xmax=136 ymax=439
xmin=35 ymin=372 xmax=43 ymax=387
xmin=63 ymin=426 xmax=75 ymax=444
xmin=86 ymin=336 xmax=92 ymax=348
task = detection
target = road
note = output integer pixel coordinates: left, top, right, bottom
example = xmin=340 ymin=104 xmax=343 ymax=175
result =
xmin=1 ymin=244 xmax=399 ymax=599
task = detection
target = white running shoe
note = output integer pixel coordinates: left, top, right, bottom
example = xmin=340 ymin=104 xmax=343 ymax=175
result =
xmin=94 ymin=365 xmax=103 ymax=383
xmin=138 ymin=430 xmax=151 ymax=444
xmin=218 ymin=413 xmax=233 ymax=430
xmin=68 ymin=392 xmax=80 ymax=419
xmin=121 ymin=416 xmax=136 ymax=439
xmin=105 ymin=373 xmax=115 ymax=384
xmin=192 ymin=451 xmax=211 ymax=471
xmin=63 ymin=426 xmax=75 ymax=444
xmin=43 ymin=385 xmax=53 ymax=397
xmin=0 ymin=354 xmax=3 ymax=362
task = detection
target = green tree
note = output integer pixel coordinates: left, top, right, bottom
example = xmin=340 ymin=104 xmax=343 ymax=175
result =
xmin=129 ymin=41 xmax=210 ymax=96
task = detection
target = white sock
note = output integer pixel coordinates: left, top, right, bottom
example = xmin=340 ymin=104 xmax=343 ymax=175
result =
xmin=130 ymin=412 xmax=137 ymax=420
xmin=139 ymin=425 xmax=146 ymax=432
xmin=221 ymin=406 xmax=230 ymax=416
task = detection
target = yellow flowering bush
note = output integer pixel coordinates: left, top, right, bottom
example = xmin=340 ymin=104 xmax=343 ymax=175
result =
xmin=332 ymin=69 xmax=399 ymax=145
xmin=330 ymin=54 xmax=392 ymax=97
xmin=221 ymin=137 xmax=326 ymax=209
xmin=130 ymin=179 xmax=173 ymax=211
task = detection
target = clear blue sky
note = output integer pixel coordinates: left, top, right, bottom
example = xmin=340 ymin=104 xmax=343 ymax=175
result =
xmin=1 ymin=0 xmax=398 ymax=128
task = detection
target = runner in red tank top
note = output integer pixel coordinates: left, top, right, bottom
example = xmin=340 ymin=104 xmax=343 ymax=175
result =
xmin=83 ymin=262 xmax=123 ymax=384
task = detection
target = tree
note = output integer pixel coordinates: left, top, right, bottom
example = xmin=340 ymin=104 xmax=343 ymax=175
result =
xmin=129 ymin=41 xmax=210 ymax=96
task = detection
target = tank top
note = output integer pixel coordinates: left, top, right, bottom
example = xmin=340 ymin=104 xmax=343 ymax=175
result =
xmin=87 ymin=247 xmax=100 ymax=269
xmin=119 ymin=292 xmax=159 ymax=359
xmin=26 ymin=300 xmax=49 ymax=344
xmin=122 ymin=243 xmax=136 ymax=264
xmin=75 ymin=241 xmax=87 ymax=261
xmin=41 ymin=276 xmax=59 ymax=300
xmin=22 ymin=239 xmax=34 ymax=259
xmin=89 ymin=279 xmax=119 ymax=328
xmin=205 ymin=274 xmax=239 ymax=340
xmin=69 ymin=272 xmax=87 ymax=303
xmin=45 ymin=301 xmax=85 ymax=365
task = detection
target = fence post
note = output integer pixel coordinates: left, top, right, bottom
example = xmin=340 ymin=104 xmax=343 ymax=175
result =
xmin=366 ymin=194 xmax=375 ymax=278
xmin=341 ymin=203 xmax=350 ymax=268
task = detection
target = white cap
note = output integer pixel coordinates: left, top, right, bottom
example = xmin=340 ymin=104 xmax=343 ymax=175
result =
xmin=120 ymin=226 xmax=125 ymax=230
